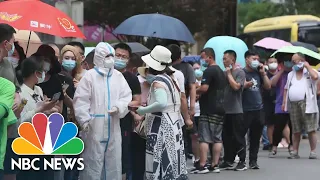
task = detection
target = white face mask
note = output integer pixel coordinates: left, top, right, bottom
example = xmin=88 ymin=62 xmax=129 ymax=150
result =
xmin=268 ymin=62 xmax=278 ymax=70
xmin=37 ymin=71 xmax=45 ymax=84
xmin=7 ymin=57 xmax=19 ymax=68
xmin=103 ymin=57 xmax=114 ymax=69
xmin=43 ymin=62 xmax=51 ymax=72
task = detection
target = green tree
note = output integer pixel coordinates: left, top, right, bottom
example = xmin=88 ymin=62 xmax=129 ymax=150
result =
xmin=238 ymin=1 xmax=288 ymax=33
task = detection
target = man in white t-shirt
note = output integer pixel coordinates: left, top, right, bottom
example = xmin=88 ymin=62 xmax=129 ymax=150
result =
xmin=283 ymin=53 xmax=319 ymax=159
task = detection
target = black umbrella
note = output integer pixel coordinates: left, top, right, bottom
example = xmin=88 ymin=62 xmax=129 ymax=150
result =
xmin=291 ymin=41 xmax=319 ymax=53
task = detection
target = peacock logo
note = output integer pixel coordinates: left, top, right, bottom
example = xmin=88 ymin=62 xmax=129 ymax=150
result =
xmin=12 ymin=113 xmax=84 ymax=155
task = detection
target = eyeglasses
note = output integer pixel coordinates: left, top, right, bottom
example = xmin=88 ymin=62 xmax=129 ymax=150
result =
xmin=115 ymin=54 xmax=129 ymax=60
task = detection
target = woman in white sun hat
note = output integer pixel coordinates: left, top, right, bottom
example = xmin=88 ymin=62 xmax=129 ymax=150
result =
xmin=134 ymin=45 xmax=188 ymax=180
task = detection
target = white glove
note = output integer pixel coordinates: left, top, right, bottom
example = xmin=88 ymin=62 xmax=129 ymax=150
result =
xmin=108 ymin=106 xmax=119 ymax=116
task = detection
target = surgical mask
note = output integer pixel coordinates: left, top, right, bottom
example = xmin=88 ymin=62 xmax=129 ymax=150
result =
xmin=268 ymin=62 xmax=278 ymax=70
xmin=43 ymin=62 xmax=51 ymax=72
xmin=250 ymin=59 xmax=260 ymax=69
xmin=7 ymin=42 xmax=15 ymax=57
xmin=284 ymin=61 xmax=293 ymax=68
xmin=37 ymin=71 xmax=45 ymax=84
xmin=114 ymin=58 xmax=127 ymax=70
xmin=200 ymin=59 xmax=208 ymax=67
xmin=103 ymin=57 xmax=114 ymax=69
xmin=146 ymin=74 xmax=156 ymax=84
xmin=62 ymin=59 xmax=76 ymax=72
xmin=194 ymin=69 xmax=203 ymax=78
xmin=7 ymin=57 xmax=19 ymax=68
xmin=293 ymin=62 xmax=304 ymax=71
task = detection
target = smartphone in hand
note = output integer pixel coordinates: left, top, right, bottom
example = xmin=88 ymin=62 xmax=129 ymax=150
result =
xmin=62 ymin=83 xmax=69 ymax=91
xmin=52 ymin=92 xmax=61 ymax=101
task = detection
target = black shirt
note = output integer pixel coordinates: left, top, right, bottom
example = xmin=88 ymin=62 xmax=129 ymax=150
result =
xmin=199 ymin=65 xmax=226 ymax=115
xmin=173 ymin=62 xmax=196 ymax=98
xmin=38 ymin=74 xmax=64 ymax=101
xmin=262 ymin=71 xmax=276 ymax=113
xmin=57 ymin=73 xmax=76 ymax=121
xmin=120 ymin=71 xmax=141 ymax=132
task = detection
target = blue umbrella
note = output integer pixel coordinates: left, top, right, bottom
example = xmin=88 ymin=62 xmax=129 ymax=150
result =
xmin=204 ymin=36 xmax=248 ymax=70
xmin=113 ymin=13 xmax=195 ymax=43
xmin=182 ymin=55 xmax=200 ymax=63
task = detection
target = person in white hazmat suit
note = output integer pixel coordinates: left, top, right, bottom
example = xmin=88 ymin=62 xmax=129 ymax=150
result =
xmin=73 ymin=42 xmax=132 ymax=180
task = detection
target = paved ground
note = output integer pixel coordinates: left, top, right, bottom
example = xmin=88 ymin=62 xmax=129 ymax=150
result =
xmin=188 ymin=132 xmax=320 ymax=180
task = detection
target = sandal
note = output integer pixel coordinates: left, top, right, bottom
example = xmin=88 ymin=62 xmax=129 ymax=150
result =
xmin=288 ymin=145 xmax=293 ymax=155
xmin=269 ymin=150 xmax=277 ymax=158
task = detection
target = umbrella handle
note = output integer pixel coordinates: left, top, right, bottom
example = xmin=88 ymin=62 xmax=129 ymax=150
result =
xmin=25 ymin=31 xmax=31 ymax=55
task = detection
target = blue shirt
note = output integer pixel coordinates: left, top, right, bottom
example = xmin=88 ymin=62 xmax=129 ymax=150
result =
xmin=242 ymin=68 xmax=263 ymax=111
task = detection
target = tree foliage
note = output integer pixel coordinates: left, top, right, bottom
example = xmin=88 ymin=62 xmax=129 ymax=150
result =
xmin=83 ymin=0 xmax=237 ymax=39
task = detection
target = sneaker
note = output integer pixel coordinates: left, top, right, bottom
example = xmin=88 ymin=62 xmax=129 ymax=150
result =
xmin=191 ymin=166 xmax=209 ymax=174
xmin=189 ymin=160 xmax=200 ymax=171
xmin=268 ymin=150 xmax=277 ymax=158
xmin=309 ymin=152 xmax=317 ymax=159
xmin=262 ymin=144 xmax=271 ymax=150
xmin=219 ymin=161 xmax=233 ymax=170
xmin=249 ymin=161 xmax=260 ymax=169
xmin=234 ymin=161 xmax=247 ymax=171
xmin=208 ymin=165 xmax=220 ymax=173
xmin=288 ymin=151 xmax=300 ymax=159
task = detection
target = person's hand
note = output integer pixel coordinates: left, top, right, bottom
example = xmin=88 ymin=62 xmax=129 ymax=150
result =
xmin=225 ymin=66 xmax=231 ymax=75
xmin=281 ymin=103 xmax=285 ymax=112
xmin=13 ymin=93 xmax=21 ymax=111
xmin=259 ymin=63 xmax=266 ymax=75
xmin=131 ymin=112 xmax=144 ymax=126
xmin=185 ymin=118 xmax=193 ymax=129
xmin=39 ymin=99 xmax=58 ymax=112
xmin=108 ymin=106 xmax=119 ymax=116
xmin=303 ymin=61 xmax=310 ymax=68
xmin=189 ymin=107 xmax=195 ymax=118
xmin=73 ymin=78 xmax=79 ymax=88
xmin=244 ymin=81 xmax=254 ymax=88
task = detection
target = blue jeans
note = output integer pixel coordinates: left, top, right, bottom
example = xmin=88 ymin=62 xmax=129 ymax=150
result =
xmin=262 ymin=126 xmax=269 ymax=146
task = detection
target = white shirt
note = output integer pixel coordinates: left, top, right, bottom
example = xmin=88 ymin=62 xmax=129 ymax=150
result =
xmin=173 ymin=70 xmax=185 ymax=93
xmin=288 ymin=74 xmax=307 ymax=102
xmin=20 ymin=84 xmax=44 ymax=123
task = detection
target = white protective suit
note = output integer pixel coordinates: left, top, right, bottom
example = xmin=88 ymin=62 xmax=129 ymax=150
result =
xmin=73 ymin=42 xmax=132 ymax=180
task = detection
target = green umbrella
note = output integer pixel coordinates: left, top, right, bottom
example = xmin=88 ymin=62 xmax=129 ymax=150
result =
xmin=271 ymin=46 xmax=320 ymax=65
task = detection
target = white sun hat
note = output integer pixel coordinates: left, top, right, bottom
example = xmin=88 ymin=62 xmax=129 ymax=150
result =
xmin=141 ymin=45 xmax=173 ymax=71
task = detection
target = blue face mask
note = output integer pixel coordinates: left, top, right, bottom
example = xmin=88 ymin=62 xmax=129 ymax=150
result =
xmin=194 ymin=69 xmax=203 ymax=78
xmin=7 ymin=42 xmax=15 ymax=57
xmin=146 ymin=74 xmax=156 ymax=84
xmin=62 ymin=59 xmax=76 ymax=72
xmin=284 ymin=61 xmax=293 ymax=68
xmin=250 ymin=60 xmax=260 ymax=69
xmin=200 ymin=59 xmax=208 ymax=67
xmin=293 ymin=62 xmax=304 ymax=71
xmin=114 ymin=59 xmax=127 ymax=70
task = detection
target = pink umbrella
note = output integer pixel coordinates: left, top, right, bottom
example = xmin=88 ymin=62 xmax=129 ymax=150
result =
xmin=254 ymin=37 xmax=292 ymax=50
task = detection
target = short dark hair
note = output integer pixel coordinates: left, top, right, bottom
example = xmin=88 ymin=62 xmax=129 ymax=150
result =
xmin=68 ymin=41 xmax=85 ymax=54
xmin=21 ymin=56 xmax=44 ymax=78
xmin=148 ymin=66 xmax=175 ymax=76
xmin=296 ymin=52 xmax=305 ymax=59
xmin=245 ymin=50 xmax=259 ymax=59
xmin=127 ymin=53 xmax=143 ymax=68
xmin=201 ymin=48 xmax=215 ymax=60
xmin=114 ymin=42 xmax=132 ymax=55
xmin=0 ymin=23 xmax=16 ymax=43
xmin=166 ymin=44 xmax=181 ymax=62
xmin=224 ymin=50 xmax=237 ymax=60
xmin=84 ymin=50 xmax=94 ymax=65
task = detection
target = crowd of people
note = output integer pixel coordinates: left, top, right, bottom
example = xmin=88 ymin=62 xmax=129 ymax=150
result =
xmin=0 ymin=22 xmax=319 ymax=180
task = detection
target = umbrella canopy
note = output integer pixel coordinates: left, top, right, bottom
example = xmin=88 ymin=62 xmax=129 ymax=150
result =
xmin=111 ymin=42 xmax=150 ymax=54
xmin=254 ymin=37 xmax=292 ymax=50
xmin=0 ymin=0 xmax=85 ymax=38
xmin=291 ymin=41 xmax=319 ymax=53
xmin=271 ymin=46 xmax=320 ymax=65
xmin=182 ymin=55 xmax=200 ymax=63
xmin=204 ymin=36 xmax=248 ymax=70
xmin=113 ymin=13 xmax=195 ymax=43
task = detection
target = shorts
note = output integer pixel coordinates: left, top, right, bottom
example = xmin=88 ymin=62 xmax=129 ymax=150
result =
xmin=121 ymin=130 xmax=131 ymax=175
xmin=4 ymin=138 xmax=18 ymax=174
xmin=198 ymin=114 xmax=224 ymax=144
xmin=289 ymin=100 xmax=319 ymax=133
xmin=264 ymin=109 xmax=276 ymax=126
